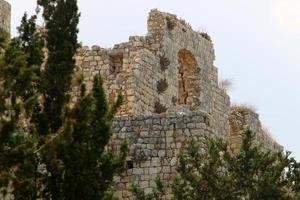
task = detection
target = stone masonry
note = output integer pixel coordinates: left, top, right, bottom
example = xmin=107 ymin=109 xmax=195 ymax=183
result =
xmin=73 ymin=9 xmax=283 ymax=199
xmin=1 ymin=3 xmax=283 ymax=199
xmin=229 ymin=106 xmax=282 ymax=154
xmin=73 ymin=9 xmax=230 ymax=137
xmin=0 ymin=0 xmax=11 ymax=34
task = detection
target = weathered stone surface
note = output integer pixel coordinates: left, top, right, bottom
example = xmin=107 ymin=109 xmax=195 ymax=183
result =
xmin=110 ymin=111 xmax=220 ymax=199
xmin=72 ymin=9 xmax=230 ymax=135
xmin=71 ymin=9 xmax=282 ymax=199
xmin=0 ymin=4 xmax=283 ymax=199
xmin=0 ymin=0 xmax=10 ymax=34
xmin=229 ymin=107 xmax=283 ymax=154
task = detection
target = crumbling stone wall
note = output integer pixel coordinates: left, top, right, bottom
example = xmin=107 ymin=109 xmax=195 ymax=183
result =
xmin=229 ymin=107 xmax=283 ymax=154
xmin=0 ymin=4 xmax=284 ymax=199
xmin=72 ymin=9 xmax=283 ymax=199
xmin=73 ymin=9 xmax=230 ymax=137
xmin=111 ymin=111 xmax=222 ymax=199
xmin=0 ymin=0 xmax=10 ymax=34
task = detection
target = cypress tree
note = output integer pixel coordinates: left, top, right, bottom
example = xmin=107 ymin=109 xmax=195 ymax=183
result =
xmin=42 ymin=75 xmax=127 ymax=199
xmin=0 ymin=1 xmax=128 ymax=199
xmin=0 ymin=11 xmax=45 ymax=197
xmin=0 ymin=28 xmax=42 ymax=199
xmin=18 ymin=13 xmax=44 ymax=67
xmin=38 ymin=0 xmax=80 ymax=133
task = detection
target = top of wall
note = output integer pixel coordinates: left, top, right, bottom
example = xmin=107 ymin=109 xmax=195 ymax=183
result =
xmin=75 ymin=9 xmax=225 ymax=113
xmin=229 ymin=106 xmax=283 ymax=153
xmin=74 ymin=9 xmax=282 ymax=153
xmin=147 ymin=9 xmax=213 ymax=44
xmin=0 ymin=0 xmax=11 ymax=34
xmin=80 ymin=9 xmax=214 ymax=54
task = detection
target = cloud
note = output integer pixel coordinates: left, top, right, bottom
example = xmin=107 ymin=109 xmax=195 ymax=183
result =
xmin=272 ymin=0 xmax=300 ymax=33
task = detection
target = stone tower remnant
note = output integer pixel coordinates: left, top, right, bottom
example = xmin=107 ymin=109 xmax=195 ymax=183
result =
xmin=0 ymin=0 xmax=11 ymax=34
xmin=73 ymin=9 xmax=283 ymax=199
xmin=1 ymin=4 xmax=283 ymax=199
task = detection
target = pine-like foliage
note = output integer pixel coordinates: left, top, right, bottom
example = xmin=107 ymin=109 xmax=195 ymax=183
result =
xmin=0 ymin=29 xmax=9 ymax=50
xmin=18 ymin=13 xmax=44 ymax=68
xmin=0 ymin=1 xmax=128 ymax=199
xmin=41 ymin=76 xmax=127 ymax=199
xmin=0 ymin=27 xmax=43 ymax=199
xmin=38 ymin=0 xmax=80 ymax=133
xmin=131 ymin=177 xmax=167 ymax=200
xmin=132 ymin=130 xmax=300 ymax=200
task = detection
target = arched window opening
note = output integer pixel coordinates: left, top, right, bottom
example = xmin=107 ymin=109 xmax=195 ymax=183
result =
xmin=177 ymin=49 xmax=201 ymax=109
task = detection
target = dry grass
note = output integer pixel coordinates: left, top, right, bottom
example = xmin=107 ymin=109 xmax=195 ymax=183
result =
xmin=219 ymin=78 xmax=233 ymax=92
xmin=199 ymin=32 xmax=212 ymax=42
xmin=196 ymin=28 xmax=212 ymax=42
xmin=231 ymin=103 xmax=257 ymax=113
xmin=262 ymin=125 xmax=276 ymax=143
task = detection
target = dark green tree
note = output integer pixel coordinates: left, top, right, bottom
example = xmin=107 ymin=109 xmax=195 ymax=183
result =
xmin=172 ymin=136 xmax=233 ymax=200
xmin=0 ymin=29 xmax=9 ymax=50
xmin=132 ymin=130 xmax=300 ymax=200
xmin=131 ymin=177 xmax=167 ymax=200
xmin=41 ymin=75 xmax=126 ymax=199
xmin=18 ymin=13 xmax=44 ymax=67
xmin=0 ymin=29 xmax=43 ymax=199
xmin=17 ymin=14 xmax=45 ymax=111
xmin=37 ymin=0 xmax=80 ymax=133
xmin=0 ymin=0 xmax=128 ymax=199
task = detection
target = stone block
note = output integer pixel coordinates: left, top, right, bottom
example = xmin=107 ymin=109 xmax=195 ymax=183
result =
xmin=151 ymin=157 xmax=160 ymax=167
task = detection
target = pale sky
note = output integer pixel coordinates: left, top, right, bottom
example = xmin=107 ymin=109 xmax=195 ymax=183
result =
xmin=6 ymin=0 xmax=300 ymax=159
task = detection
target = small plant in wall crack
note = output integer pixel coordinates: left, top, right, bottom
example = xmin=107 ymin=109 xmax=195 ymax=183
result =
xmin=154 ymin=101 xmax=167 ymax=114
xmin=172 ymin=96 xmax=177 ymax=106
xmin=157 ymin=78 xmax=169 ymax=94
xmin=199 ymin=32 xmax=212 ymax=41
xmin=159 ymin=53 xmax=170 ymax=72
xmin=197 ymin=28 xmax=212 ymax=42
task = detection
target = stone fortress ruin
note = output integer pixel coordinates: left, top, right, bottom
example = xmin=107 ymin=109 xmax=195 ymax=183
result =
xmin=73 ymin=9 xmax=283 ymax=199
xmin=1 ymin=1 xmax=283 ymax=199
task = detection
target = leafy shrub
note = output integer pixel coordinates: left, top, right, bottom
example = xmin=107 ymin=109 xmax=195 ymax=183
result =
xmin=157 ymin=79 xmax=168 ymax=94
xmin=154 ymin=101 xmax=167 ymax=114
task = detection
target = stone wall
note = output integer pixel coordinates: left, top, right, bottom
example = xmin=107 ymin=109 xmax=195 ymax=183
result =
xmin=229 ymin=107 xmax=283 ymax=154
xmin=72 ymin=10 xmax=283 ymax=199
xmin=110 ymin=107 xmax=283 ymax=199
xmin=0 ymin=4 xmax=284 ymax=199
xmin=0 ymin=0 xmax=10 ymax=34
xmin=73 ymin=9 xmax=230 ymax=136
xmin=111 ymin=111 xmax=223 ymax=199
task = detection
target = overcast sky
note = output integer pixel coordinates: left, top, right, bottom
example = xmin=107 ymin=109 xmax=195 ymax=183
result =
xmin=6 ymin=0 xmax=300 ymax=159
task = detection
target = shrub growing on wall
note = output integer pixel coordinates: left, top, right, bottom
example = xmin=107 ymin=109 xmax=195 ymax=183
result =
xmin=157 ymin=78 xmax=169 ymax=94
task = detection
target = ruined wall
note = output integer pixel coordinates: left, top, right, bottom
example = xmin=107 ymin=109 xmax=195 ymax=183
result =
xmin=0 ymin=4 xmax=285 ymax=200
xmin=72 ymin=10 xmax=284 ymax=199
xmin=0 ymin=0 xmax=10 ymax=34
xmin=111 ymin=111 xmax=222 ymax=199
xmin=74 ymin=9 xmax=230 ymax=137
xmin=69 ymin=9 xmax=235 ymax=199
xmin=146 ymin=10 xmax=230 ymax=137
xmin=229 ymin=107 xmax=283 ymax=154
